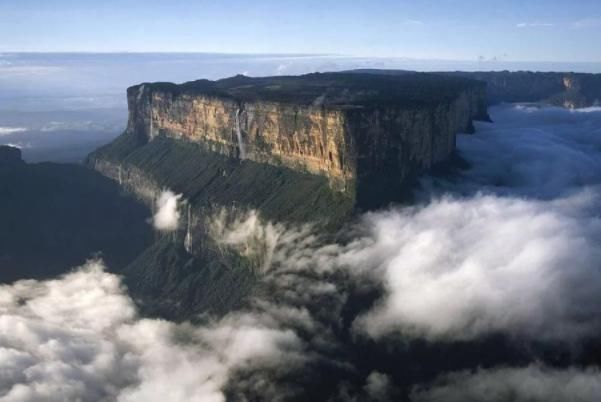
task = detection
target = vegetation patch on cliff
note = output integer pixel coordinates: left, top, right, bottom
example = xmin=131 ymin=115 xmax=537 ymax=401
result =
xmin=90 ymin=133 xmax=354 ymax=227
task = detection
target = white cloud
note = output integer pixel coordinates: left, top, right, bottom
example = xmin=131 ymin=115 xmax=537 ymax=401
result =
xmin=0 ymin=260 xmax=305 ymax=402
xmin=349 ymin=106 xmax=601 ymax=341
xmin=0 ymin=127 xmax=27 ymax=136
xmin=411 ymin=364 xmax=601 ymax=402
xmin=210 ymin=208 xmax=290 ymax=273
xmin=571 ymin=18 xmax=601 ymax=29
xmin=516 ymin=22 xmax=553 ymax=28
xmin=403 ymin=19 xmax=425 ymax=26
xmin=0 ymin=66 xmax=63 ymax=78
xmin=240 ymin=105 xmax=601 ymax=343
xmin=275 ymin=64 xmax=289 ymax=75
xmin=350 ymin=190 xmax=601 ymax=341
xmin=3 ymin=142 xmax=31 ymax=149
xmin=40 ymin=121 xmax=98 ymax=132
xmin=364 ymin=371 xmax=394 ymax=401
xmin=426 ymin=104 xmax=601 ymax=198
xmin=245 ymin=188 xmax=601 ymax=343
xmin=153 ymin=190 xmax=182 ymax=231
xmin=572 ymin=106 xmax=601 ymax=113
xmin=2 ymin=103 xmax=601 ymax=400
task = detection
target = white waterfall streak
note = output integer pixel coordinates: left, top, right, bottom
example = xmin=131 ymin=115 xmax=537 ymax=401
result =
xmin=184 ymin=204 xmax=193 ymax=253
xmin=235 ymin=108 xmax=247 ymax=159
xmin=149 ymin=109 xmax=154 ymax=138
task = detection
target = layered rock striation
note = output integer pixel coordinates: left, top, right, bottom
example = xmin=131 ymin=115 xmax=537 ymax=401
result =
xmin=442 ymin=71 xmax=601 ymax=108
xmin=120 ymin=72 xmax=488 ymax=208
xmin=87 ymin=72 xmax=489 ymax=319
xmin=350 ymin=69 xmax=601 ymax=109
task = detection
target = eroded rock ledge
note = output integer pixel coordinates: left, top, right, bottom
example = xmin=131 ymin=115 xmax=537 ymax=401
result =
xmin=352 ymin=69 xmax=601 ymax=109
xmin=447 ymin=71 xmax=601 ymax=108
xmin=114 ymin=72 xmax=488 ymax=211
xmin=86 ymin=72 xmax=489 ymax=319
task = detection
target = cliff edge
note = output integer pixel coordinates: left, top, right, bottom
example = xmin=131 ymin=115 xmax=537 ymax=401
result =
xmin=445 ymin=71 xmax=601 ymax=108
xmin=92 ymin=72 xmax=488 ymax=214
xmin=85 ymin=72 xmax=488 ymax=319
xmin=352 ymin=69 xmax=601 ymax=109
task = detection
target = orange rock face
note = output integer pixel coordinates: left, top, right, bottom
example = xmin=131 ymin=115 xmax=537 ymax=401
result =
xmin=128 ymin=86 xmax=354 ymax=191
xmin=126 ymin=82 xmax=487 ymax=199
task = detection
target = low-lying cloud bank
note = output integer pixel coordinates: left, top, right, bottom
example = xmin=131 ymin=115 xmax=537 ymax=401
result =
xmin=344 ymin=105 xmax=601 ymax=341
xmin=206 ymin=104 xmax=601 ymax=398
xmin=411 ymin=364 xmax=601 ymax=402
xmin=350 ymin=190 xmax=601 ymax=341
xmin=0 ymin=261 xmax=304 ymax=402
xmin=0 ymin=127 xmax=27 ymax=136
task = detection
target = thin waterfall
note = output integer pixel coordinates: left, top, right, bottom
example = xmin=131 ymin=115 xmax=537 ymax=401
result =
xmin=184 ymin=204 xmax=193 ymax=253
xmin=235 ymin=108 xmax=247 ymax=159
xmin=118 ymin=165 xmax=123 ymax=185
xmin=148 ymin=91 xmax=155 ymax=139
xmin=149 ymin=109 xmax=154 ymax=138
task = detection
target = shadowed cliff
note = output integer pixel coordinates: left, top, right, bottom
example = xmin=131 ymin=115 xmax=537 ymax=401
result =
xmin=83 ymin=71 xmax=490 ymax=319
xmin=351 ymin=69 xmax=601 ymax=108
xmin=96 ymin=71 xmax=488 ymax=211
xmin=0 ymin=146 xmax=153 ymax=282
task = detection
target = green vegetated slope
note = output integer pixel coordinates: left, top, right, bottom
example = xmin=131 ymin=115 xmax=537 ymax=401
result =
xmin=87 ymin=70 xmax=487 ymax=320
xmin=89 ymin=133 xmax=354 ymax=320
xmin=91 ymin=133 xmax=354 ymax=226
xmin=0 ymin=146 xmax=153 ymax=282
xmin=121 ymin=235 xmax=257 ymax=321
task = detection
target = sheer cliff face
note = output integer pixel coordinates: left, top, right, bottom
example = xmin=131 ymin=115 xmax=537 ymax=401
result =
xmin=127 ymin=85 xmax=353 ymax=191
xmin=347 ymin=90 xmax=487 ymax=206
xmin=126 ymin=80 xmax=487 ymax=199
xmin=0 ymin=146 xmax=24 ymax=167
xmin=443 ymin=71 xmax=601 ymax=108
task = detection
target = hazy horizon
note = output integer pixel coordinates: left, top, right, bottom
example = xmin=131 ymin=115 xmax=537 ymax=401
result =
xmin=1 ymin=52 xmax=600 ymax=163
xmin=2 ymin=0 xmax=600 ymax=62
xmin=3 ymin=51 xmax=601 ymax=71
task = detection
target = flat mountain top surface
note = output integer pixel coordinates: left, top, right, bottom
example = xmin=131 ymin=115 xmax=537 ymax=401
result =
xmin=135 ymin=72 xmax=484 ymax=108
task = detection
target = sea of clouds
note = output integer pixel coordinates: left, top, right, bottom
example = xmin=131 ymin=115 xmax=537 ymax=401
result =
xmin=2 ymin=104 xmax=601 ymax=401
xmin=0 ymin=261 xmax=306 ymax=402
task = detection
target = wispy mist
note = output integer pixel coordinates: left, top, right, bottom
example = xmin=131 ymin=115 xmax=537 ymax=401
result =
xmin=152 ymin=190 xmax=182 ymax=232
xmin=412 ymin=365 xmax=601 ymax=402
xmin=0 ymin=261 xmax=305 ymax=402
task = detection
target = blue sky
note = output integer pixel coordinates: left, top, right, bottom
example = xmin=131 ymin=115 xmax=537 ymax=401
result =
xmin=1 ymin=0 xmax=600 ymax=61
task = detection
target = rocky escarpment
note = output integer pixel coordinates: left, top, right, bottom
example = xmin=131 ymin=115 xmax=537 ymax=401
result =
xmin=114 ymin=72 xmax=488 ymax=209
xmin=0 ymin=145 xmax=24 ymax=168
xmin=443 ymin=71 xmax=601 ymax=108
xmin=0 ymin=145 xmax=153 ymax=283
xmin=351 ymin=69 xmax=601 ymax=109
xmin=86 ymin=72 xmax=488 ymax=319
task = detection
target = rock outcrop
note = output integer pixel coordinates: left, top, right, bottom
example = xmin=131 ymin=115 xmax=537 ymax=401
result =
xmin=85 ymin=69 xmax=601 ymax=322
xmin=443 ymin=71 xmax=601 ymax=108
xmin=0 ymin=150 xmax=153 ymax=283
xmin=86 ymin=72 xmax=490 ymax=319
xmin=0 ymin=145 xmax=24 ymax=167
xmin=116 ymin=72 xmax=488 ymax=210
xmin=351 ymin=69 xmax=601 ymax=109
